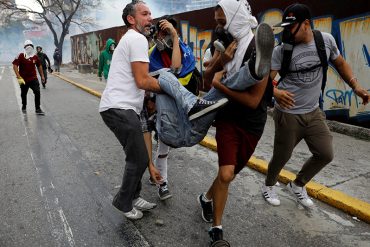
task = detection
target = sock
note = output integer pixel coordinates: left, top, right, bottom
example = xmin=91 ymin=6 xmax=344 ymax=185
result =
xmin=202 ymin=193 xmax=212 ymax=202
xmin=211 ymin=225 xmax=222 ymax=230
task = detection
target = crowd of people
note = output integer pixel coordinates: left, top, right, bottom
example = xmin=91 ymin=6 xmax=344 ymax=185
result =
xmin=12 ymin=0 xmax=369 ymax=246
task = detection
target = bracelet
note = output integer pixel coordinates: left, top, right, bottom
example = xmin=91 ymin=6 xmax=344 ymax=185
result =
xmin=348 ymin=77 xmax=358 ymax=89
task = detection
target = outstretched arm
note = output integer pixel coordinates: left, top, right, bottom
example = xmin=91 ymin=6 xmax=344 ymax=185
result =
xmin=332 ymin=55 xmax=369 ymax=105
xmin=132 ymin=61 xmax=162 ymax=92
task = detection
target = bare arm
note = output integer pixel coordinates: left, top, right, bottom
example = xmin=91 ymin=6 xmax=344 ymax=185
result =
xmin=203 ymin=41 xmax=238 ymax=86
xmin=37 ymin=64 xmax=45 ymax=81
xmin=13 ymin=64 xmax=21 ymax=78
xmin=332 ymin=55 xmax=369 ymax=104
xmin=159 ymin=20 xmax=181 ymax=70
xmin=212 ymin=70 xmax=268 ymax=109
xmin=131 ymin=61 xmax=161 ymax=92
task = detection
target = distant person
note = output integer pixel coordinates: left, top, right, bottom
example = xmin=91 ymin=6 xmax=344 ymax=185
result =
xmin=36 ymin=46 xmax=51 ymax=88
xmin=12 ymin=40 xmax=45 ymax=115
xmin=98 ymin=38 xmax=116 ymax=81
xmin=261 ymin=3 xmax=369 ymax=208
xmin=53 ymin=48 xmax=61 ymax=72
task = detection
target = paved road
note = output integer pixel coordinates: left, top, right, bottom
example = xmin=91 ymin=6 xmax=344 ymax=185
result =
xmin=1 ymin=66 xmax=369 ymax=247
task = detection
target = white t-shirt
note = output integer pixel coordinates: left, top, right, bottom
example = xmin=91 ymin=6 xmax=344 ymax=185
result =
xmin=271 ymin=32 xmax=340 ymax=114
xmin=99 ymin=29 xmax=150 ymax=114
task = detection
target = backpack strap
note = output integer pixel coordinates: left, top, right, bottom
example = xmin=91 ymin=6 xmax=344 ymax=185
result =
xmin=312 ymin=30 xmax=328 ymax=93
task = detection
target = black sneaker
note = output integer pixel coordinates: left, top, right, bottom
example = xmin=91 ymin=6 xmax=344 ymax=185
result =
xmin=42 ymin=82 xmax=46 ymax=88
xmin=252 ymin=23 xmax=274 ymax=78
xmin=21 ymin=105 xmax=26 ymax=113
xmin=188 ymin=98 xmax=228 ymax=121
xmin=208 ymin=227 xmax=230 ymax=247
xmin=35 ymin=108 xmax=45 ymax=115
xmin=197 ymin=194 xmax=213 ymax=223
xmin=158 ymin=182 xmax=172 ymax=200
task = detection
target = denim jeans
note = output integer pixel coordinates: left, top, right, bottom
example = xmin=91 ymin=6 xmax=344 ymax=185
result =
xmin=156 ymin=62 xmax=259 ymax=148
xmin=20 ymin=79 xmax=41 ymax=109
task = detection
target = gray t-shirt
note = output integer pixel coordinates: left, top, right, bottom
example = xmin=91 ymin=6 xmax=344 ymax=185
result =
xmin=271 ymin=32 xmax=340 ymax=114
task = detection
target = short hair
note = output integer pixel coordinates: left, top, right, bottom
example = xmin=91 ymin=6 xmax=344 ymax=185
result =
xmin=122 ymin=0 xmax=146 ymax=27
xmin=156 ymin=15 xmax=177 ymax=31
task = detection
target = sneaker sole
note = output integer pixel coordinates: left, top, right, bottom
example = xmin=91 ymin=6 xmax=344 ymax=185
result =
xmin=197 ymin=195 xmax=213 ymax=223
xmin=36 ymin=112 xmax=45 ymax=115
xmin=113 ymin=206 xmax=143 ymax=220
xmin=158 ymin=193 xmax=173 ymax=201
xmin=255 ymin=23 xmax=275 ymax=78
xmin=286 ymin=183 xmax=314 ymax=208
xmin=189 ymin=98 xmax=228 ymax=121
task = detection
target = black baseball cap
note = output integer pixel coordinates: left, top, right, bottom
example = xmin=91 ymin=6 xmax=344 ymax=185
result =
xmin=274 ymin=3 xmax=312 ymax=27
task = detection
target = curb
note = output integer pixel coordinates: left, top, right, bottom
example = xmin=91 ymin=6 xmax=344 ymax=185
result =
xmin=55 ymin=73 xmax=370 ymax=224
xmin=200 ymin=137 xmax=370 ymax=224
xmin=53 ymin=73 xmax=102 ymax=98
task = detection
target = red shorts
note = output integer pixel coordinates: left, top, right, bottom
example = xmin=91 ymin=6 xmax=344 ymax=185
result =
xmin=215 ymin=121 xmax=260 ymax=174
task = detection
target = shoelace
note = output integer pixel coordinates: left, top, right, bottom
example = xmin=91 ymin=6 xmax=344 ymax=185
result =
xmin=198 ymin=99 xmax=215 ymax=105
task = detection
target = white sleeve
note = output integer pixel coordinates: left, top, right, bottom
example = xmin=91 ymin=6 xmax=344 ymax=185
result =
xmin=129 ymin=34 xmax=150 ymax=63
xmin=325 ymin=33 xmax=340 ymax=61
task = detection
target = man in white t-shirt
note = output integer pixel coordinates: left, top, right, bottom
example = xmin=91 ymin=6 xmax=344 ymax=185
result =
xmin=261 ymin=3 xmax=369 ymax=208
xmin=99 ymin=1 xmax=226 ymax=220
xmin=99 ymin=1 xmax=165 ymax=220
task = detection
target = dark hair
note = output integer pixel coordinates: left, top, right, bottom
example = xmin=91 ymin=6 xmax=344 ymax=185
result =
xmin=122 ymin=0 xmax=146 ymax=27
xmin=156 ymin=15 xmax=177 ymax=31
xmin=36 ymin=46 xmax=42 ymax=50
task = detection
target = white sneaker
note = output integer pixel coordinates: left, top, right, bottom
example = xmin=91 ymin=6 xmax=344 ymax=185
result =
xmin=287 ymin=182 xmax=314 ymax=208
xmin=133 ymin=197 xmax=157 ymax=211
xmin=261 ymin=184 xmax=280 ymax=206
xmin=122 ymin=207 xmax=143 ymax=220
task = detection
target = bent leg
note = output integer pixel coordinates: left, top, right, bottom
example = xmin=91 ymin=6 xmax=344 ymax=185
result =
xmin=265 ymin=109 xmax=304 ymax=186
xmin=295 ymin=109 xmax=333 ymax=186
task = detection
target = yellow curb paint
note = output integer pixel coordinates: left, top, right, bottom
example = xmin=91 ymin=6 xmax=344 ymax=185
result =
xmin=53 ymin=73 xmax=102 ymax=98
xmin=55 ymin=73 xmax=370 ymax=224
xmin=200 ymin=136 xmax=370 ymax=224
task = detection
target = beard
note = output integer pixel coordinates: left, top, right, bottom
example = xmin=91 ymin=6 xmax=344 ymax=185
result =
xmin=136 ymin=23 xmax=151 ymax=37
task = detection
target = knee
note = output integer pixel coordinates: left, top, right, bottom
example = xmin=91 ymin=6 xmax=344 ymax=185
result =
xmin=318 ymin=150 xmax=334 ymax=164
xmin=217 ymin=167 xmax=235 ymax=184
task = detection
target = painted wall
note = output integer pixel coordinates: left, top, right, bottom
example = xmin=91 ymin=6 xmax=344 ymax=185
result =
xmin=70 ymin=1 xmax=370 ymax=124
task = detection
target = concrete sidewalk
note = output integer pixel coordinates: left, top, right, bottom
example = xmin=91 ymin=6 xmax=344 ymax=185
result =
xmin=52 ymin=68 xmax=370 ymax=223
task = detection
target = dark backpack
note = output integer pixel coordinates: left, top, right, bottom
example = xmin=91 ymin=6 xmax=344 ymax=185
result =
xmin=278 ymin=30 xmax=328 ymax=108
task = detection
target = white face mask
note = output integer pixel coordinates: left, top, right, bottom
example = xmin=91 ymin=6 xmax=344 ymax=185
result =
xmin=109 ymin=44 xmax=115 ymax=51
xmin=24 ymin=46 xmax=35 ymax=58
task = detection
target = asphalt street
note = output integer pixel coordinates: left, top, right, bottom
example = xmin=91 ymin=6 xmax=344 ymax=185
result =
xmin=1 ymin=65 xmax=369 ymax=247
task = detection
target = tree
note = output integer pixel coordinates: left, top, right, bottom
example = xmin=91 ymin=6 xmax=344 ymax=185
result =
xmin=0 ymin=0 xmax=101 ymax=63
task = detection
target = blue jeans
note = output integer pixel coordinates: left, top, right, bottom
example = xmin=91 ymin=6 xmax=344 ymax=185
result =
xmin=156 ymin=63 xmax=259 ymax=148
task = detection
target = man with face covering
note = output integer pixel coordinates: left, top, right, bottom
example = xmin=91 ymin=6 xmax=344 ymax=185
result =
xmin=98 ymin=38 xmax=116 ymax=81
xmin=261 ymin=3 xmax=369 ymax=208
xmin=195 ymin=0 xmax=275 ymax=245
xmin=13 ymin=40 xmax=46 ymax=115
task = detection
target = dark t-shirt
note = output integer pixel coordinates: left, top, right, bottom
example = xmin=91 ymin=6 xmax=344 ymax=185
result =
xmin=215 ymin=42 xmax=269 ymax=137
xmin=12 ymin=53 xmax=40 ymax=82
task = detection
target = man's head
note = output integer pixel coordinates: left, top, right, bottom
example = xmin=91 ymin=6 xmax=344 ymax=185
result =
xmin=153 ymin=15 xmax=177 ymax=51
xmin=36 ymin=46 xmax=42 ymax=53
xmin=24 ymin=40 xmax=35 ymax=57
xmin=122 ymin=1 xmax=153 ymax=36
xmin=215 ymin=0 xmax=257 ymax=40
xmin=24 ymin=40 xmax=34 ymax=49
xmin=275 ymin=3 xmax=312 ymax=44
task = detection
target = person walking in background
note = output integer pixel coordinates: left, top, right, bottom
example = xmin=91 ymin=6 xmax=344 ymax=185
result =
xmin=12 ymin=40 xmax=46 ymax=115
xmin=36 ymin=46 xmax=51 ymax=88
xmin=98 ymin=38 xmax=116 ymax=82
xmin=261 ymin=3 xmax=369 ymax=208
xmin=53 ymin=48 xmax=61 ymax=72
